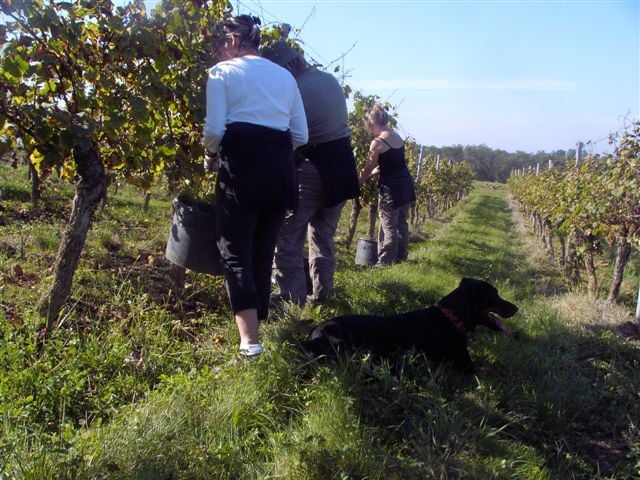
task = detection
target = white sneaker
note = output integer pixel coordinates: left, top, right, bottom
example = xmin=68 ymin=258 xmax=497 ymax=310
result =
xmin=239 ymin=343 xmax=264 ymax=357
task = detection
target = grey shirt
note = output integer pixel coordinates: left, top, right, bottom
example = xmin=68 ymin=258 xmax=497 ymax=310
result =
xmin=296 ymin=68 xmax=349 ymax=145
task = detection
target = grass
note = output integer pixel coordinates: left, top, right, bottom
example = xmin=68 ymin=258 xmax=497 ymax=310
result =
xmin=1 ymin=163 xmax=639 ymax=479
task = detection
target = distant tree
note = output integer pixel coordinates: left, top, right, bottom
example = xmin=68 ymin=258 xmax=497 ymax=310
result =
xmin=463 ymin=144 xmax=495 ymax=181
xmin=440 ymin=145 xmax=464 ymax=163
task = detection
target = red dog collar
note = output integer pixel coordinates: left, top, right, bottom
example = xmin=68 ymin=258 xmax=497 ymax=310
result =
xmin=435 ymin=304 xmax=468 ymax=335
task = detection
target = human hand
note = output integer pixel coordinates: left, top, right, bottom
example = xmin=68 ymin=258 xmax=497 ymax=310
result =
xmin=204 ymin=151 xmax=219 ymax=172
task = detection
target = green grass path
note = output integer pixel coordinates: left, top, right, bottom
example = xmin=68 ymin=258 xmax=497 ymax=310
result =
xmin=332 ymin=182 xmax=532 ymax=318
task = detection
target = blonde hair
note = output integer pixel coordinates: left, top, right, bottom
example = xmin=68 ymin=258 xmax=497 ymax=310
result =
xmin=365 ymin=104 xmax=389 ymax=128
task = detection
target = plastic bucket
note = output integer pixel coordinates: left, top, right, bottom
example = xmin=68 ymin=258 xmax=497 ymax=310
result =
xmin=355 ymin=238 xmax=377 ymax=266
xmin=165 ymin=195 xmax=223 ymax=275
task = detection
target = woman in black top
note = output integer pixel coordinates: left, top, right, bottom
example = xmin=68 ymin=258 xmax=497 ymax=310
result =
xmin=359 ymin=105 xmax=416 ymax=265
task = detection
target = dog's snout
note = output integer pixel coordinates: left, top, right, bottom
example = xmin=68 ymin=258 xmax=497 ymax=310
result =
xmin=497 ymin=300 xmax=518 ymax=317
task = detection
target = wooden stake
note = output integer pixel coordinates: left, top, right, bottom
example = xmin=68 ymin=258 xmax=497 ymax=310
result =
xmin=576 ymin=141 xmax=583 ymax=166
xmin=635 ymin=283 xmax=640 ymax=325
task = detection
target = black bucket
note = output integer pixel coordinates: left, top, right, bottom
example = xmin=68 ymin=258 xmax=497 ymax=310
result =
xmin=355 ymin=238 xmax=377 ymax=266
xmin=165 ymin=195 xmax=223 ymax=275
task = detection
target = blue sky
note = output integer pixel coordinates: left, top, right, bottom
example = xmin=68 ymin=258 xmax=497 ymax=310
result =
xmin=226 ymin=0 xmax=638 ymax=154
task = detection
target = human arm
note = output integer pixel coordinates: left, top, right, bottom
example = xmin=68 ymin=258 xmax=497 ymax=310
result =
xmin=289 ymin=87 xmax=308 ymax=149
xmin=204 ymin=150 xmax=219 ymax=172
xmin=203 ymin=67 xmax=227 ymax=154
xmin=359 ymin=139 xmax=382 ymax=186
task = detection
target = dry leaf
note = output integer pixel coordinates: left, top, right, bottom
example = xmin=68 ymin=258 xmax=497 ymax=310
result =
xmin=12 ymin=264 xmax=23 ymax=278
xmin=123 ymin=351 xmax=144 ymax=369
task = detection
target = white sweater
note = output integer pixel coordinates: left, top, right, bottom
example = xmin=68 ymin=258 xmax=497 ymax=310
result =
xmin=203 ymin=55 xmax=308 ymax=152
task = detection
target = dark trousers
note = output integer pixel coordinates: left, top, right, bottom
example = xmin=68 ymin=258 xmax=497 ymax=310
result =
xmin=377 ymin=186 xmax=410 ymax=265
xmin=216 ymin=184 xmax=286 ymax=320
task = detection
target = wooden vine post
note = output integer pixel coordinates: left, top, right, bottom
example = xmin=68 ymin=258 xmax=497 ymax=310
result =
xmin=415 ymin=145 xmax=424 ymax=182
xmin=635 ymin=284 xmax=640 ymax=325
xmin=575 ymin=141 xmax=584 ymax=166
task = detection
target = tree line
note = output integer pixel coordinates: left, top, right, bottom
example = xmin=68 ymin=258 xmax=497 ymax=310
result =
xmin=422 ymin=144 xmax=575 ymax=184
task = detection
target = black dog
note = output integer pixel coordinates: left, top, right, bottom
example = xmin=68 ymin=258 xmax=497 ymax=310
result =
xmin=305 ymin=278 xmax=518 ymax=373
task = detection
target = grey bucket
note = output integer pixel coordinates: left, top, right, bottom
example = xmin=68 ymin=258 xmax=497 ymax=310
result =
xmin=355 ymin=238 xmax=377 ymax=266
xmin=165 ymin=195 xmax=223 ymax=275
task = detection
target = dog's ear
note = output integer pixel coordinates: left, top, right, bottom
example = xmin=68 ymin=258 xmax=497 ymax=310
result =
xmin=459 ymin=278 xmax=477 ymax=297
xmin=460 ymin=278 xmax=481 ymax=290
xmin=460 ymin=277 xmax=493 ymax=298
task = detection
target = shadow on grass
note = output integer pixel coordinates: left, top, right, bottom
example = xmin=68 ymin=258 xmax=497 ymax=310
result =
xmin=286 ymin=189 xmax=639 ymax=478
xmin=288 ymin=314 xmax=640 ymax=478
xmin=69 ymin=255 xmax=230 ymax=338
xmin=483 ymin=320 xmax=639 ymax=478
xmin=329 ymin=279 xmax=439 ymax=318
xmin=432 ymin=193 xmax=569 ymax=299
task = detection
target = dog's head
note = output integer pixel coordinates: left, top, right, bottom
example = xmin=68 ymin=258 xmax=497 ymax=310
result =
xmin=457 ymin=278 xmax=518 ymax=334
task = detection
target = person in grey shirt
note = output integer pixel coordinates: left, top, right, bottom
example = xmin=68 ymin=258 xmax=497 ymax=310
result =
xmin=261 ymin=41 xmax=360 ymax=305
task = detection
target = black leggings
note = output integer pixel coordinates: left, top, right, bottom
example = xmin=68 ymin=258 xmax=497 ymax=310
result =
xmin=215 ymin=186 xmax=285 ymax=319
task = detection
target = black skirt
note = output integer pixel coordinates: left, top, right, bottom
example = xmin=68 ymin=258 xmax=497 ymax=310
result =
xmin=299 ymin=136 xmax=360 ymax=208
xmin=380 ymin=169 xmax=416 ymax=209
xmin=218 ymin=122 xmax=296 ymax=209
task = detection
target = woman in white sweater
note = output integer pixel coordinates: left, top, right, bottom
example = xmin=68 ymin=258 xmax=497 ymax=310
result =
xmin=204 ymin=15 xmax=308 ymax=357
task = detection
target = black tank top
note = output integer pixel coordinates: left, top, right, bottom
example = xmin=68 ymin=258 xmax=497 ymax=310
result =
xmin=375 ymin=137 xmax=416 ymax=208
xmin=376 ymin=137 xmax=407 ymax=177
